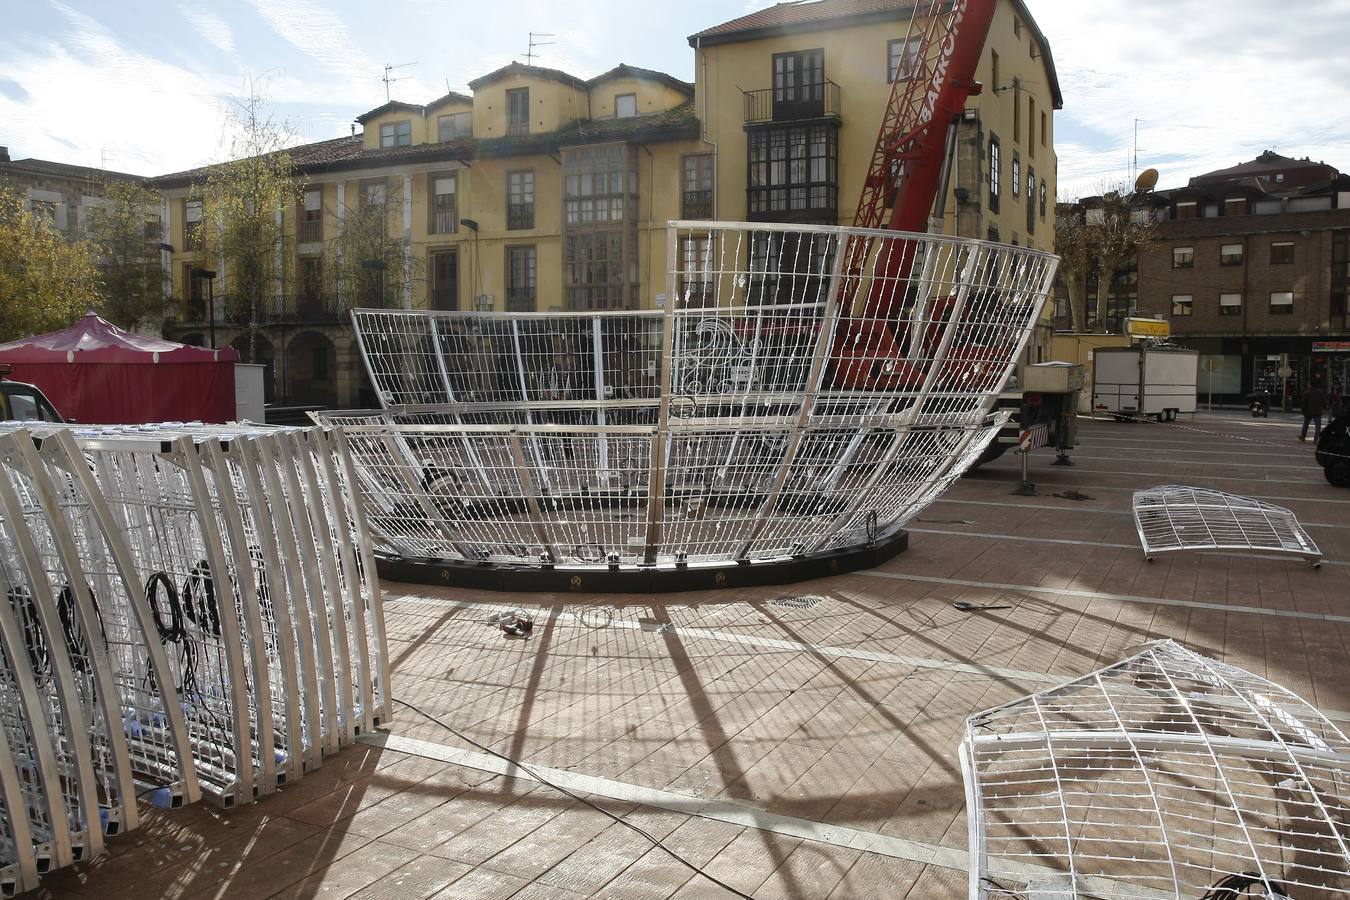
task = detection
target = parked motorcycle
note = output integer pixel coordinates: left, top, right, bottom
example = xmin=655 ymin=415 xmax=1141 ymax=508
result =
xmin=1247 ymin=392 xmax=1272 ymax=418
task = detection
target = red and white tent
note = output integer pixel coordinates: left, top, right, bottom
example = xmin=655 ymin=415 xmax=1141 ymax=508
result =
xmin=0 ymin=312 xmax=238 ymax=424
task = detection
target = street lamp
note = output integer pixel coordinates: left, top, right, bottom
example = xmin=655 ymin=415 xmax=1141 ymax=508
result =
xmin=191 ymin=267 xmax=217 ymax=349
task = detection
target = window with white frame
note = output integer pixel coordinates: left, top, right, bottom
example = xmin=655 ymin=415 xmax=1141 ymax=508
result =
xmin=184 ymin=198 xmax=203 ymax=250
xmin=1269 ymin=291 xmax=1294 ymax=314
xmin=362 ymin=180 xmax=387 ymax=208
xmin=1270 ymin=241 xmax=1295 ymax=264
xmin=437 ymin=112 xmax=471 ymax=141
xmin=429 ymin=174 xmax=457 ymax=234
xmin=507 ymin=170 xmax=534 ymax=230
xmin=988 ymin=135 xmax=1001 ymax=212
xmin=1173 ymin=246 xmax=1194 ymax=269
xmin=1219 ymin=293 xmax=1242 ymax=316
xmin=380 ymin=120 xmax=411 ymax=148
xmin=1011 ymin=158 xmax=1021 ymax=202
xmin=888 ymin=37 xmax=921 ymax=82
xmin=1220 ymin=243 xmax=1243 ymax=266
xmin=1171 ymin=294 xmax=1193 ymax=316
xmin=299 ymin=188 xmax=322 ymax=243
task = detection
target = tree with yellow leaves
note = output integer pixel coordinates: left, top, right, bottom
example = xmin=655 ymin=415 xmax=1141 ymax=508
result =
xmin=0 ymin=182 xmax=100 ymax=342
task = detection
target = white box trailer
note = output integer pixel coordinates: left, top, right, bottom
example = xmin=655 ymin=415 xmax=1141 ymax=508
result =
xmin=1092 ymin=346 xmax=1199 ymax=422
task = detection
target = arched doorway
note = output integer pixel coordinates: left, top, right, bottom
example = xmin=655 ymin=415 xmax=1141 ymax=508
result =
xmin=286 ymin=330 xmax=337 ymax=408
xmin=230 ymin=332 xmax=276 ymax=403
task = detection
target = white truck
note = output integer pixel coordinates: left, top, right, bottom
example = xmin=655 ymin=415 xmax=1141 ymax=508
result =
xmin=1092 ymin=345 xmax=1199 ymax=423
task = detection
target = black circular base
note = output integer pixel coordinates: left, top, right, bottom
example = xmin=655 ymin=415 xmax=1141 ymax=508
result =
xmin=376 ymin=530 xmax=909 ymax=594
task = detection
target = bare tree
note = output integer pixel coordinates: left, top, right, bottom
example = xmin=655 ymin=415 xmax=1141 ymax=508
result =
xmin=1088 ymin=187 xmax=1157 ymax=333
xmin=1053 ymin=204 xmax=1093 ymax=333
xmin=83 ymin=179 xmax=163 ymax=331
xmin=326 ymin=180 xmax=423 ymax=311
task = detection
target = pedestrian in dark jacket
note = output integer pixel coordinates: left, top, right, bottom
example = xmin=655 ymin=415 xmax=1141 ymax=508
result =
xmin=1300 ymin=380 xmax=1327 ymax=441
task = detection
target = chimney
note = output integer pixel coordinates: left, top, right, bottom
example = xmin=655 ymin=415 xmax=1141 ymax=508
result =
xmin=0 ymin=146 xmax=9 ymax=163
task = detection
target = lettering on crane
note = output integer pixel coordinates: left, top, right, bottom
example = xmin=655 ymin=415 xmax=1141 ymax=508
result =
xmin=921 ymin=0 xmax=968 ymax=127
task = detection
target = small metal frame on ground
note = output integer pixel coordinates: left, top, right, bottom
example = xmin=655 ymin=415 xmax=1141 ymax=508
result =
xmin=1132 ymin=484 xmax=1322 ymax=566
xmin=322 ymin=220 xmax=1059 ymax=591
xmin=0 ymin=422 xmax=389 ymax=895
xmin=960 ymin=639 xmax=1350 ymax=899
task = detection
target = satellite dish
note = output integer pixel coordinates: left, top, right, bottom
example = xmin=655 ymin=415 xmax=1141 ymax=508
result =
xmin=1135 ymin=168 xmax=1160 ymax=193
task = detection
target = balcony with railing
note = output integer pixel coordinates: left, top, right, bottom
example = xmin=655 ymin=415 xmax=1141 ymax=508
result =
xmin=298 ymin=218 xmax=323 ymax=244
xmin=506 ymin=287 xmax=536 ymax=312
xmin=431 ymin=204 xmax=457 ymax=236
xmin=507 ymin=203 xmax=534 ymax=231
xmin=166 ymin=291 xmax=402 ymax=329
xmin=681 ymin=190 xmax=713 ymax=220
xmin=743 ymin=80 xmax=841 ymax=126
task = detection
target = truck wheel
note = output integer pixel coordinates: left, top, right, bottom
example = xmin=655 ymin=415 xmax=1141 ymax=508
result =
xmin=1326 ymin=461 xmax=1350 ymax=488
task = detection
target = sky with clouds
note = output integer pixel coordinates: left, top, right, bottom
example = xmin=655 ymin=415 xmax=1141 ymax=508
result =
xmin=3 ymin=0 xmax=1349 ymax=198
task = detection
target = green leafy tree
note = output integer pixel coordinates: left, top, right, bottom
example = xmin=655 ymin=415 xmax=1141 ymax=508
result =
xmin=0 ymin=182 xmax=100 ymax=342
xmin=84 ymin=179 xmax=164 ymax=331
xmin=194 ymin=83 xmax=301 ymax=361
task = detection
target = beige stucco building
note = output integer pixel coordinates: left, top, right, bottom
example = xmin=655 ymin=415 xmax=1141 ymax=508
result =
xmin=150 ymin=0 xmax=1062 ymax=408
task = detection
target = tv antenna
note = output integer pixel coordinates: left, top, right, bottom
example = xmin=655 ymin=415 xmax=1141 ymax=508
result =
xmin=383 ymin=61 xmax=418 ymax=101
xmin=100 ymin=148 xmax=115 ymax=170
xmin=1132 ymin=118 xmax=1146 ymax=182
xmin=525 ymin=32 xmax=554 ymax=67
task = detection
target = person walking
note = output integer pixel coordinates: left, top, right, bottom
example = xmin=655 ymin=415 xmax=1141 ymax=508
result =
xmin=1299 ymin=378 xmax=1327 ymax=442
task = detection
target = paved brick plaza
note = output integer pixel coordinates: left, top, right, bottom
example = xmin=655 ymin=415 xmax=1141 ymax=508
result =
xmin=40 ymin=412 xmax=1349 ymax=899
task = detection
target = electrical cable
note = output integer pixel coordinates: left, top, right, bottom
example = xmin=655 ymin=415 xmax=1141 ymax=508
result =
xmin=57 ymin=584 xmax=108 ymax=675
xmin=1200 ymin=870 xmax=1293 ymax=899
xmin=11 ymin=585 xmax=49 ymax=684
xmin=391 ymin=697 xmax=752 ymax=899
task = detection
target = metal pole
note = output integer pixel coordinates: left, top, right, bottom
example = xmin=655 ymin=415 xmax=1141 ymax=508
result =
xmin=208 ymin=275 xmax=216 ymax=349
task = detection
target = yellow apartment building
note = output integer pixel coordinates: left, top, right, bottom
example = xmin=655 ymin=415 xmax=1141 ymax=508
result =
xmin=150 ymin=0 xmax=1061 ymax=409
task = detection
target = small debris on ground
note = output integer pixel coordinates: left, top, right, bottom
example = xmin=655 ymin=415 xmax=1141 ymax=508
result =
xmin=1052 ymin=490 xmax=1094 ymax=501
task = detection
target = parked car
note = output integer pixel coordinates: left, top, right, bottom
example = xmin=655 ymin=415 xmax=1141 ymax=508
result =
xmin=0 ymin=365 xmax=65 ymax=422
xmin=1315 ymin=411 xmax=1350 ymax=487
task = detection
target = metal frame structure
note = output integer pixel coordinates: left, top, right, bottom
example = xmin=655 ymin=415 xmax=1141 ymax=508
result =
xmin=1133 ymin=485 xmax=1322 ymax=566
xmin=330 ymin=221 xmax=1058 ymax=589
xmin=960 ymin=640 xmax=1350 ymax=899
xmin=0 ymin=422 xmax=388 ymax=893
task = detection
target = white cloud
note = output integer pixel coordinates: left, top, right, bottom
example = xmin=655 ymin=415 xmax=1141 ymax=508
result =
xmin=245 ymin=0 xmax=435 ymax=106
xmin=0 ymin=3 xmax=232 ymax=174
xmin=181 ymin=4 xmax=236 ymax=55
xmin=1038 ymin=0 xmax=1350 ymax=199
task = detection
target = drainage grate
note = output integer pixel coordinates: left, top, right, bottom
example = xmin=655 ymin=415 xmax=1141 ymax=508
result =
xmin=770 ymin=594 xmax=827 ymax=610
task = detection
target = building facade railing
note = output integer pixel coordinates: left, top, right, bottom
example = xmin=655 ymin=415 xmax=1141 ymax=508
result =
xmin=166 ymin=292 xmax=402 ymax=328
xmin=743 ymin=80 xmax=842 ymax=125
xmin=507 ymin=203 xmax=535 ymax=231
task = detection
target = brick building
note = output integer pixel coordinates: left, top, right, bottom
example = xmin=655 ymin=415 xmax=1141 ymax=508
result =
xmin=1057 ymin=152 xmax=1350 ymax=406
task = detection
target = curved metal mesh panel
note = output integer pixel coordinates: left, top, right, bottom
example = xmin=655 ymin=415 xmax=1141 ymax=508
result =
xmin=961 ymin=640 xmax=1350 ymax=899
xmin=1133 ymin=485 xmax=1322 ymax=565
xmin=332 ymin=222 xmax=1058 ymax=570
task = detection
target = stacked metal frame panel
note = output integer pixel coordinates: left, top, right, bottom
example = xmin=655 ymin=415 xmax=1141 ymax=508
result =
xmin=0 ymin=422 xmax=388 ymax=894
xmin=326 ymin=221 xmax=1058 ymax=574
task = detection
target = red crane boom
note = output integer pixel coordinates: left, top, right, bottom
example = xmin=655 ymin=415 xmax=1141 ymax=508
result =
xmin=830 ymin=0 xmax=999 ymax=390
xmin=856 ymin=0 xmax=998 ymax=235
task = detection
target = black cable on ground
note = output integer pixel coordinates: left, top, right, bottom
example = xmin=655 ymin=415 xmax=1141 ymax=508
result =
xmin=392 ymin=697 xmax=752 ymax=899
